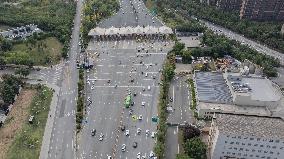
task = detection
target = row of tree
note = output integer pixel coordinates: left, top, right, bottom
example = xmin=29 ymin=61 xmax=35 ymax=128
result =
xmin=154 ymin=53 xmax=175 ymax=158
xmin=76 ymin=69 xmax=85 ymax=131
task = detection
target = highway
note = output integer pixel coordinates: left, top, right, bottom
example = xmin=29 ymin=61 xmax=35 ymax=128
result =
xmin=46 ymin=0 xmax=83 ymax=158
xmin=99 ymin=0 xmax=162 ymax=28
xmin=77 ymin=0 xmax=174 ymax=158
xmin=79 ymin=39 xmax=173 ymax=159
xmin=200 ymin=20 xmax=284 ymax=65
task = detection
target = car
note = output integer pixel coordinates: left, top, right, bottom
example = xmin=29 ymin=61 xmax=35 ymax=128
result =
xmin=131 ymin=101 xmax=135 ymax=106
xmin=141 ymin=102 xmax=145 ymax=106
xmin=141 ymin=155 xmax=146 ymax=159
xmin=122 ymin=144 xmax=126 ymax=152
xmin=99 ymin=134 xmax=104 ymax=141
xmin=130 ymin=79 xmax=134 ymax=82
xmin=107 ymin=155 xmax=112 ymax=159
xmin=146 ymin=130 xmax=150 ymax=136
xmin=170 ymin=97 xmax=173 ymax=102
xmin=138 ymin=115 xmax=143 ymax=120
xmin=147 ymin=86 xmax=151 ymax=91
xmin=91 ymin=85 xmax=95 ymax=90
xmin=152 ymin=76 xmax=156 ymax=79
xmin=149 ymin=151 xmax=155 ymax=157
xmin=107 ymin=80 xmax=111 ymax=83
xmin=129 ymin=109 xmax=133 ymax=115
xmin=115 ymin=84 xmax=118 ymax=88
xmin=126 ymin=130 xmax=130 ymax=136
xmin=145 ymin=73 xmax=148 ymax=77
xmin=151 ymin=132 xmax=156 ymax=138
xmin=142 ymin=88 xmax=145 ymax=91
xmin=121 ymin=125 xmax=126 ymax=131
xmin=137 ymin=152 xmax=141 ymax=159
xmin=133 ymin=93 xmax=137 ymax=96
xmin=137 ymin=128 xmax=141 ymax=134
xmin=133 ymin=142 xmax=138 ymax=148
xmin=91 ymin=129 xmax=96 ymax=136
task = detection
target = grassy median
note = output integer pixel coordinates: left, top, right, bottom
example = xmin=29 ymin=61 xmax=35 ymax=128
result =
xmin=5 ymin=85 xmax=53 ymax=159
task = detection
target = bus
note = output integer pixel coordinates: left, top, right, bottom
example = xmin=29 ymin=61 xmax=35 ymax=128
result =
xmin=124 ymin=94 xmax=132 ymax=108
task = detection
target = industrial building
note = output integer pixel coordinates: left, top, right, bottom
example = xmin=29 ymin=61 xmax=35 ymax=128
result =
xmin=194 ymin=61 xmax=283 ymax=118
xmin=208 ymin=113 xmax=284 ymax=159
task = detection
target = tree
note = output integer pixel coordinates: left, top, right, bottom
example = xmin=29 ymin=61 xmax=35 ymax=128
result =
xmin=176 ymin=154 xmax=191 ymax=159
xmin=184 ymin=137 xmax=207 ymax=159
xmin=1 ymin=39 xmax=12 ymax=52
xmin=15 ymin=68 xmax=30 ymax=77
xmin=183 ymin=124 xmax=201 ymax=142
xmin=172 ymin=42 xmax=185 ymax=55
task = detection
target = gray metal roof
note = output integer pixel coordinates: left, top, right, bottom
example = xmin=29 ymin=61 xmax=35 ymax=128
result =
xmin=215 ymin=113 xmax=284 ymax=140
xmin=195 ymin=72 xmax=233 ymax=104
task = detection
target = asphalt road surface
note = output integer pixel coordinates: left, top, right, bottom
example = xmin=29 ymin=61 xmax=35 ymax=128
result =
xmin=99 ymin=0 xmax=162 ymax=28
xmin=165 ymin=75 xmax=193 ymax=159
xmin=78 ymin=39 xmax=173 ymax=159
xmin=200 ymin=19 xmax=284 ymax=65
xmin=46 ymin=0 xmax=83 ymax=158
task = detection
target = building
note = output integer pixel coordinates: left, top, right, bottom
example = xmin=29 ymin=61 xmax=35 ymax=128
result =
xmin=216 ymin=0 xmax=243 ymax=11
xmin=201 ymin=0 xmax=284 ymax=21
xmin=194 ymin=66 xmax=283 ymax=118
xmin=239 ymin=0 xmax=284 ymax=21
xmin=208 ymin=113 xmax=284 ymax=159
xmin=225 ymin=73 xmax=282 ymax=108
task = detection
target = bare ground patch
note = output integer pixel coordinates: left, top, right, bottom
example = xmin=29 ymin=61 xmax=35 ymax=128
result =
xmin=0 ymin=89 xmax=36 ymax=159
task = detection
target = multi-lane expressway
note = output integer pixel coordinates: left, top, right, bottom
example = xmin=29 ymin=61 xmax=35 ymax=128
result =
xmin=99 ymin=0 xmax=163 ymax=28
xmin=78 ymin=39 xmax=173 ymax=159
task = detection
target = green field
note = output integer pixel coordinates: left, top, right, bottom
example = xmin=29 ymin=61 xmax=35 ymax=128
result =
xmin=6 ymin=85 xmax=53 ymax=159
xmin=3 ymin=37 xmax=62 ymax=66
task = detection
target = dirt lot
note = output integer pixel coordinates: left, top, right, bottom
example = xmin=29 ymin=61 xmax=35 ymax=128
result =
xmin=0 ymin=89 xmax=36 ymax=159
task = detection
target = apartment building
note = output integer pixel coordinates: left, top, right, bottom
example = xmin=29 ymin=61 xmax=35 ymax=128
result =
xmin=201 ymin=0 xmax=284 ymax=21
xmin=208 ymin=113 xmax=284 ymax=159
xmin=240 ymin=0 xmax=284 ymax=21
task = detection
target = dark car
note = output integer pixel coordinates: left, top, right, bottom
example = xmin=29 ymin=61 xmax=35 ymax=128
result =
xmin=121 ymin=125 xmax=126 ymax=131
xmin=133 ymin=142 xmax=137 ymax=148
xmin=91 ymin=129 xmax=96 ymax=136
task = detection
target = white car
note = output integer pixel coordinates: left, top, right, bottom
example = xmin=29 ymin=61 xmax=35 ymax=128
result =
xmin=151 ymin=132 xmax=156 ymax=138
xmin=126 ymin=130 xmax=130 ymax=136
xmin=137 ymin=128 xmax=141 ymax=135
xmin=147 ymin=86 xmax=151 ymax=91
xmin=138 ymin=115 xmax=143 ymax=120
xmin=146 ymin=130 xmax=150 ymax=136
xmin=99 ymin=134 xmax=104 ymax=141
xmin=137 ymin=152 xmax=141 ymax=159
xmin=122 ymin=144 xmax=126 ymax=152
xmin=91 ymin=85 xmax=95 ymax=90
xmin=145 ymin=73 xmax=148 ymax=77
xmin=141 ymin=102 xmax=145 ymax=106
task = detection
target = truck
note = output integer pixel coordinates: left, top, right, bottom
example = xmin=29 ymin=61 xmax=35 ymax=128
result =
xmin=124 ymin=94 xmax=132 ymax=108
